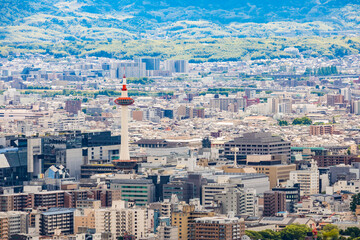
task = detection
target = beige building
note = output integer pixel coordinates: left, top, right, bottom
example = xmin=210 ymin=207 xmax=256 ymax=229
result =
xmin=157 ymin=220 xmax=178 ymax=240
xmin=221 ymin=162 xmax=296 ymax=189
xmin=75 ymin=200 xmax=151 ymax=239
xmin=290 ymin=160 xmax=319 ymax=196
xmin=329 ymin=180 xmax=360 ymax=194
xmin=171 ymin=204 xmax=215 ymax=240
xmin=0 ymin=211 xmax=28 ymax=239
xmin=252 ymin=164 xmax=296 ymax=189
xmin=75 ymin=208 xmax=96 ymax=234
xmin=76 ymin=199 xmax=101 ymax=209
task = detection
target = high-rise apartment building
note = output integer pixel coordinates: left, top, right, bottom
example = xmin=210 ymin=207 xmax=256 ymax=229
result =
xmin=39 ymin=208 xmax=75 ymax=236
xmin=171 ymin=204 xmax=215 ymax=240
xmin=78 ymin=202 xmax=151 ymax=239
xmin=272 ymin=184 xmax=300 ymax=213
xmin=165 ymin=60 xmax=189 ymax=73
xmin=157 ymin=219 xmax=178 ymax=240
xmin=139 ymin=58 xmax=160 ymax=71
xmin=65 ymin=100 xmax=81 ymax=115
xmin=0 ymin=211 xmax=28 ymax=238
xmin=214 ymin=187 xmax=257 ymax=217
xmin=327 ymin=94 xmax=344 ymax=107
xmin=115 ymin=61 xmax=146 ymax=78
xmin=290 ymin=160 xmax=319 ymax=196
xmin=193 ymin=216 xmax=245 ymax=240
xmin=263 ymin=191 xmax=286 ymax=217
xmin=310 ymin=125 xmax=335 ymax=135
xmin=353 ymin=100 xmax=360 ymax=115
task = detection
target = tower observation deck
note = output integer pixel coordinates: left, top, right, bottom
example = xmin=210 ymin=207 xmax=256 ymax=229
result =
xmin=114 ymin=74 xmax=135 ymax=167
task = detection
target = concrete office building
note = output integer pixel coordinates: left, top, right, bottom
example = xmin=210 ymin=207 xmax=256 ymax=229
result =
xmin=210 ymin=98 xmax=246 ymax=112
xmin=214 ymin=187 xmax=257 ymax=217
xmin=165 ymin=60 xmax=189 ymax=73
xmin=224 ymin=132 xmax=291 ymax=162
xmin=114 ymin=61 xmax=146 ymax=78
xmin=202 ymin=183 xmax=237 ymax=208
xmin=353 ymin=100 xmax=360 ymax=115
xmin=205 ymin=172 xmax=270 ymax=195
xmin=139 ymin=58 xmax=160 ymax=71
xmin=329 ymin=165 xmax=357 ymax=185
xmin=108 ymin=179 xmax=155 ymax=206
xmin=252 ymin=164 xmax=296 ymax=189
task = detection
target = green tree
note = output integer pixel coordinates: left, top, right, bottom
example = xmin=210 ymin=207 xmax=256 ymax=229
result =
xmin=245 ymin=230 xmax=262 ymax=240
xmin=280 ymin=224 xmax=311 ymax=240
xmin=341 ymin=227 xmax=360 ymax=238
xmin=322 ymin=224 xmax=339 ymax=240
xmin=292 ymin=117 xmax=312 ymax=125
xmin=350 ymin=193 xmax=360 ymax=212
xmin=302 ymin=117 xmax=312 ymax=125
xmin=202 ymin=137 xmax=211 ymax=148
xmin=258 ymin=229 xmax=281 ymax=239
xmin=278 ymin=120 xmax=288 ymax=126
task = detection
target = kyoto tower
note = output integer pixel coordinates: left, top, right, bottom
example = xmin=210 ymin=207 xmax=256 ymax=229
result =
xmin=114 ymin=73 xmax=134 ymax=162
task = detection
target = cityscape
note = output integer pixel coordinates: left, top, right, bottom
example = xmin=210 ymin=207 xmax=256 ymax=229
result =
xmin=2 ymin=1 xmax=360 ymax=240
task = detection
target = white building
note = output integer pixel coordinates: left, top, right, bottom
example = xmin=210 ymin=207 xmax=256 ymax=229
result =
xmin=327 ymin=180 xmax=360 ymax=194
xmin=290 ymin=160 xmax=319 ymax=196
xmin=93 ymin=202 xmax=152 ymax=239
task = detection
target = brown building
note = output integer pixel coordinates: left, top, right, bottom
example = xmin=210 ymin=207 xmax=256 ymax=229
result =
xmin=310 ymin=125 xmax=335 ymax=135
xmin=0 ymin=192 xmax=65 ymax=212
xmin=0 ymin=189 xmax=121 ymax=212
xmin=314 ymin=155 xmax=356 ymax=167
xmin=194 ymin=216 xmax=245 ymax=240
xmin=31 ymin=191 xmax=66 ymax=209
xmin=132 ymin=110 xmax=143 ymax=121
xmin=65 ymin=100 xmax=81 ymax=115
xmin=327 ymin=94 xmax=344 ymax=107
xmin=193 ymin=108 xmax=205 ymax=118
xmin=263 ymin=191 xmax=286 ymax=217
xmin=171 ymin=204 xmax=215 ymax=240
xmin=0 ymin=216 xmax=8 ymax=239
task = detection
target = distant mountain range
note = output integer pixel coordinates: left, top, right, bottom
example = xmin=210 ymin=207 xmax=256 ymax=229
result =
xmin=0 ymin=0 xmax=359 ymax=43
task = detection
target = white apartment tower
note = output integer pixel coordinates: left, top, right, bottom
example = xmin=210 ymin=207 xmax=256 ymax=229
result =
xmin=290 ymin=160 xmax=319 ymax=196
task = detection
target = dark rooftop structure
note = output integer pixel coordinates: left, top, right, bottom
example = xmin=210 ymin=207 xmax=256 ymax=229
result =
xmin=134 ymin=139 xmax=187 ymax=148
xmin=224 ymin=132 xmax=291 ymax=162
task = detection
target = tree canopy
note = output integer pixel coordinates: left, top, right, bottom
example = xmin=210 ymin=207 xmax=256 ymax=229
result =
xmin=292 ymin=117 xmax=312 ymax=125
